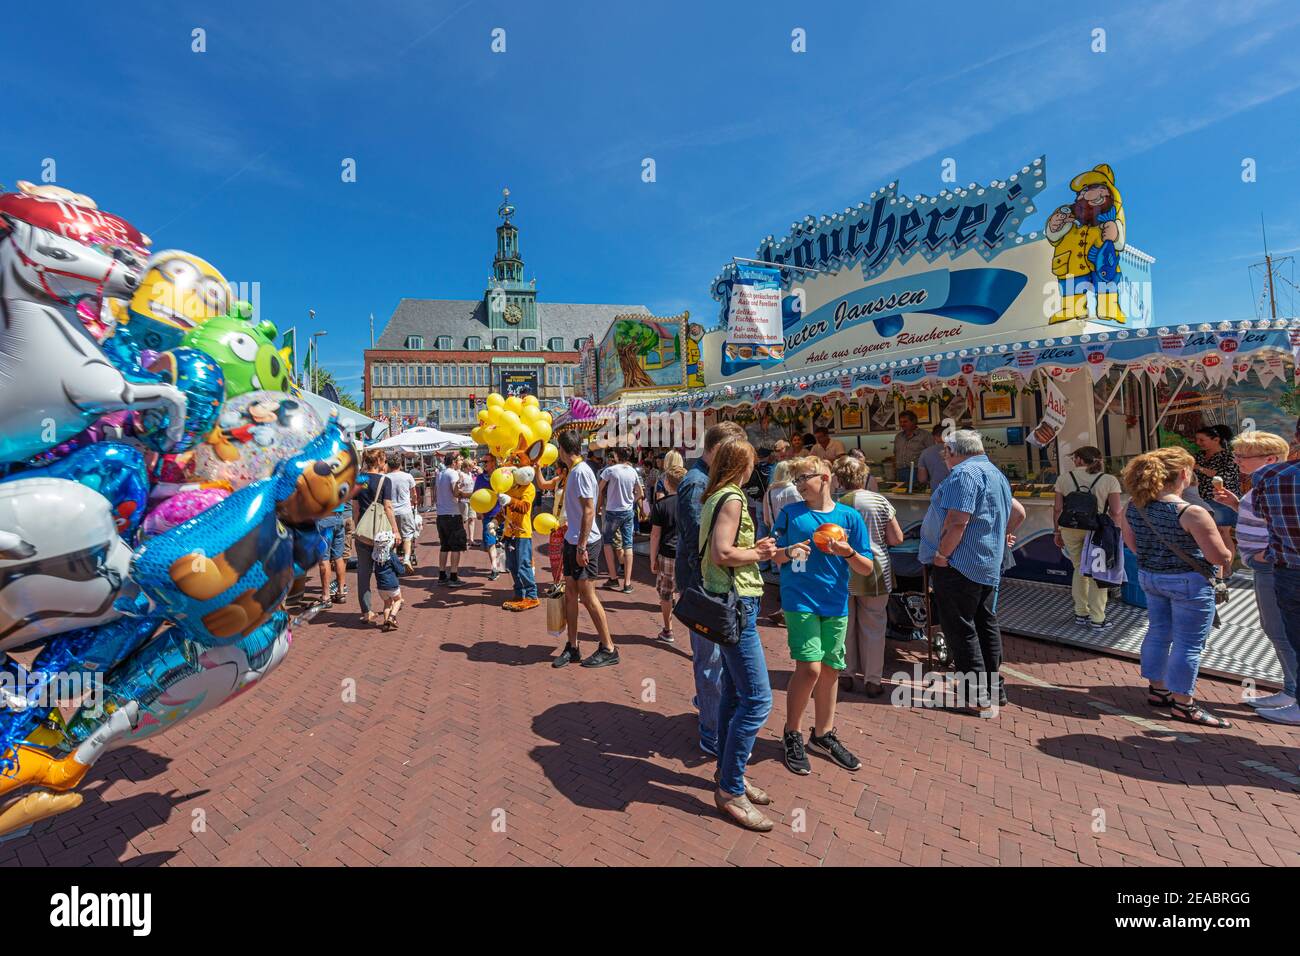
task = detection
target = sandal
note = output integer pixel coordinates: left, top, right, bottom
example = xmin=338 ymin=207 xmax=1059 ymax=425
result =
xmin=381 ymin=617 xmax=398 ymax=632
xmin=1171 ymin=701 xmax=1231 ymax=728
xmin=1147 ymin=685 xmax=1174 ymax=708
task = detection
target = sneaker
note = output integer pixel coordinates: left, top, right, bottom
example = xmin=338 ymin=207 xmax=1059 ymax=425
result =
xmin=552 ymin=644 xmax=581 ymax=668
xmin=1073 ymin=614 xmax=1088 ymax=625
xmin=487 ymin=570 xmax=500 ymax=581
xmin=656 ymin=627 xmax=675 ymax=643
xmin=507 ymin=597 xmax=540 ymax=612
xmin=1088 ymin=619 xmax=1112 ymax=631
xmin=581 ymin=647 xmax=620 ymax=668
xmin=1247 ymin=691 xmax=1296 ymax=709
xmin=449 ymin=573 xmax=460 ymax=585
xmin=782 ymin=730 xmax=811 ymax=775
xmin=602 ymin=579 xmax=621 ymax=590
xmin=621 ymin=584 xmax=634 ymax=593
xmin=807 ymin=729 xmax=861 ymax=771
xmin=438 ymin=570 xmax=447 ymax=583
xmin=1259 ymin=703 xmax=1300 ymax=725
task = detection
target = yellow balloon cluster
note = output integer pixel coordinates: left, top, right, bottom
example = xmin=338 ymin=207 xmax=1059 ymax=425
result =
xmin=470 ymin=392 xmax=556 ymax=463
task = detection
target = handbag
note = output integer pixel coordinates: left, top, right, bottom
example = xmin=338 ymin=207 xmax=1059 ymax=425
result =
xmin=672 ymin=492 xmax=744 ymax=646
xmin=355 ymin=475 xmax=393 ymax=546
xmin=1135 ymin=504 xmax=1229 ymax=626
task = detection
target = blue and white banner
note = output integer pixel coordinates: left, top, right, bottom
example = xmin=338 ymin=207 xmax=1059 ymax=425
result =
xmin=724 ymin=264 xmax=784 ymax=366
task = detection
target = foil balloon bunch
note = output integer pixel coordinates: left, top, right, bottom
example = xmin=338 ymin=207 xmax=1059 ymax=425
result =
xmin=0 ymin=181 xmax=353 ymax=837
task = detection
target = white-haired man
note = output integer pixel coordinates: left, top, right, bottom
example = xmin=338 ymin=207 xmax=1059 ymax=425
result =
xmin=919 ymin=430 xmax=1026 ymax=713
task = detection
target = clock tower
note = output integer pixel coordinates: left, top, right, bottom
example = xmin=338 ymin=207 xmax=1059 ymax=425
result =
xmin=486 ymin=187 xmax=538 ymax=334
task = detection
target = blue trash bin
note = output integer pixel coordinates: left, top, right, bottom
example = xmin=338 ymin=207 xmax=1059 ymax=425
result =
xmin=1121 ymin=547 xmax=1146 ymax=609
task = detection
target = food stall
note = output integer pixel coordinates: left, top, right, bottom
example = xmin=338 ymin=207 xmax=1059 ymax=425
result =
xmin=625 ymin=156 xmax=1300 ymax=592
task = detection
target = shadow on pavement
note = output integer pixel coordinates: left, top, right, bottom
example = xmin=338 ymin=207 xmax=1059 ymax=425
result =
xmin=529 ymin=702 xmax=717 ymax=818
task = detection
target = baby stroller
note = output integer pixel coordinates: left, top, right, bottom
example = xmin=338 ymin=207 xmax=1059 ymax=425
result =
xmin=887 ymin=540 xmax=950 ymax=668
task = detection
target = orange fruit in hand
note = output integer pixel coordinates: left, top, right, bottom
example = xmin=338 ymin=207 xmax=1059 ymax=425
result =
xmin=813 ymin=522 xmax=847 ymax=553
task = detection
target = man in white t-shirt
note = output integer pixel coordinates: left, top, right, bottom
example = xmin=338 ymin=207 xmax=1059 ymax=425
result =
xmin=553 ymin=431 xmax=618 ymax=669
xmin=810 ymin=426 xmax=847 ymax=463
xmin=434 ymin=453 xmax=469 ymax=583
xmin=386 ymin=458 xmax=419 ymax=569
xmin=597 ymin=447 xmax=644 ymax=593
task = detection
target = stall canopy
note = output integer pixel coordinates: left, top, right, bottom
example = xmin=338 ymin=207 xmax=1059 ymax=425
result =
xmin=625 ymin=156 xmax=1300 ymax=414
xmin=366 ymin=425 xmax=475 ymax=453
xmin=299 ymin=389 xmax=382 ymax=439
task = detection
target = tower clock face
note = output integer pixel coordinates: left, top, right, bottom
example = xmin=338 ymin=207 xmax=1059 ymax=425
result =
xmin=504 ymin=303 xmax=523 ymax=325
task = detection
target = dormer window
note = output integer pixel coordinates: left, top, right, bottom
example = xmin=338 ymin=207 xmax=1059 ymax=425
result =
xmin=521 ymin=337 xmax=538 ymax=351
xmin=494 ymin=336 xmax=510 ymax=351
xmin=547 ymin=337 xmax=563 ymax=351
xmin=465 ymin=336 xmax=482 ymax=350
xmin=435 ymin=335 xmax=452 ymax=350
xmin=405 ymin=335 xmax=424 ymax=350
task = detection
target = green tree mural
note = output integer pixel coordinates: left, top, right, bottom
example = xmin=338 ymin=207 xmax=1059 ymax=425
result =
xmin=614 ymin=319 xmax=659 ymax=389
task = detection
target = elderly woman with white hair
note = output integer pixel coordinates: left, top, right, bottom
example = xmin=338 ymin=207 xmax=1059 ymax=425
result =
xmin=918 ymin=429 xmax=1026 ymax=713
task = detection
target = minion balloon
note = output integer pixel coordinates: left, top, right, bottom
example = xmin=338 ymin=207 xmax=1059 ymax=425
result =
xmin=101 ymin=250 xmax=233 ymax=378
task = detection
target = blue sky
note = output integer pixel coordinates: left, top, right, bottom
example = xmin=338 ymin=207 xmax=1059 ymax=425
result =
xmin=6 ymin=0 xmax=1300 ymax=395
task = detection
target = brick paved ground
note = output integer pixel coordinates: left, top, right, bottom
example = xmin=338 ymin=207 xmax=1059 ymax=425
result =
xmin=3 ymin=524 xmax=1299 ymax=867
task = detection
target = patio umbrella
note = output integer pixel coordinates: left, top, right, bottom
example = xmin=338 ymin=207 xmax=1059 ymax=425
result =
xmin=366 ymin=426 xmax=475 ymax=453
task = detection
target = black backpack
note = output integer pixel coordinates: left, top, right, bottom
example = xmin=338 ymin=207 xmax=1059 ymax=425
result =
xmin=1059 ymin=472 xmax=1103 ymax=530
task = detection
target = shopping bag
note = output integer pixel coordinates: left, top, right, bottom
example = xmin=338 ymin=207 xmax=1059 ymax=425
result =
xmin=545 ymin=582 xmax=567 ymax=636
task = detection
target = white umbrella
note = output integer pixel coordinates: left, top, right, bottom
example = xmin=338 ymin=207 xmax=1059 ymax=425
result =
xmin=366 ymin=426 xmax=475 ymax=453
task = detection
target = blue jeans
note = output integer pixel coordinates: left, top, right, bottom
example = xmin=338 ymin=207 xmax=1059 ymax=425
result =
xmin=505 ymin=537 xmax=537 ymax=600
xmin=602 ymin=509 xmax=635 ymax=549
xmin=1138 ymin=569 xmax=1215 ymax=696
xmin=316 ymin=514 xmax=346 ymax=561
xmin=1272 ymin=565 xmax=1300 ymax=690
xmin=355 ymin=545 xmax=400 ymax=615
xmin=715 ymin=596 xmax=772 ymax=797
xmin=1250 ymin=557 xmax=1296 ymax=697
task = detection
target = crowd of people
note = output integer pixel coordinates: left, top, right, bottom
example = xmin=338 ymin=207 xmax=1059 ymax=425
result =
xmin=314 ymin=414 xmax=1300 ymax=833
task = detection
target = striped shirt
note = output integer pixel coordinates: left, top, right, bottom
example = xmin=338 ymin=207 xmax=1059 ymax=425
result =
xmin=1235 ymin=490 xmax=1270 ymax=563
xmin=1126 ymin=499 xmax=1206 ymax=573
xmin=841 ymin=489 xmax=896 ymax=594
xmin=1251 ymin=461 xmax=1300 ymax=569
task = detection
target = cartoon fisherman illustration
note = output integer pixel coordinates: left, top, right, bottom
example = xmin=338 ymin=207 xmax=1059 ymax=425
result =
xmin=1045 ymin=163 xmax=1126 ymax=324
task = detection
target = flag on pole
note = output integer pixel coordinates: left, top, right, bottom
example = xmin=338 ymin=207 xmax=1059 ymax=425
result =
xmin=282 ymin=327 xmax=298 ymax=380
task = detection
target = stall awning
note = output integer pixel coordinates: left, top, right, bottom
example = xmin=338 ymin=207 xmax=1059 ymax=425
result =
xmin=634 ymin=318 xmax=1300 ymax=412
xmin=299 ymin=390 xmax=382 ymax=438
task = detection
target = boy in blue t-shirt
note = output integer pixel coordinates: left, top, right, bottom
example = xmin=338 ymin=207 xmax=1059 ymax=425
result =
xmin=772 ymin=456 xmax=874 ymax=777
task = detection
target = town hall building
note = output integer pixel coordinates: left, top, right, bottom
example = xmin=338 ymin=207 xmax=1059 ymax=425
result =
xmin=364 ymin=189 xmax=648 ymax=432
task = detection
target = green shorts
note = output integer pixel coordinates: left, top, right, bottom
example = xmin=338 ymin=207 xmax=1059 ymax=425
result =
xmin=785 ymin=612 xmax=848 ymax=669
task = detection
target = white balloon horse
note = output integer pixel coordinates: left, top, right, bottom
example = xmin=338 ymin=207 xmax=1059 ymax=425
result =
xmin=0 ymin=184 xmax=186 ymax=463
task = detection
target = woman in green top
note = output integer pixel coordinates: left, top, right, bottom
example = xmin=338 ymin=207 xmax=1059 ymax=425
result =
xmin=700 ymin=437 xmax=778 ymax=832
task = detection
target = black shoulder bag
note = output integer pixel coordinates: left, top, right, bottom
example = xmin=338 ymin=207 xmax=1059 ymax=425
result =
xmin=1135 ymin=504 xmax=1230 ymax=628
xmin=673 ymin=492 xmax=744 ymax=646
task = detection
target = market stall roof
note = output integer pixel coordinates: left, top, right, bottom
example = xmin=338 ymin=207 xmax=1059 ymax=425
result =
xmin=366 ymin=425 xmax=476 ymax=452
xmin=299 ymin=389 xmax=381 ymax=438
xmin=552 ymin=397 xmax=616 ymax=433
xmin=634 ymin=317 xmax=1300 ymax=412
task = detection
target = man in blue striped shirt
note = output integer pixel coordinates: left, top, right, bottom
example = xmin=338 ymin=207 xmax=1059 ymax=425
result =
xmin=920 ymin=430 xmax=1026 ymax=712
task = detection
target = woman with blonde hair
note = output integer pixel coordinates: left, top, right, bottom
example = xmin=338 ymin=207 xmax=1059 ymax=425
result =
xmin=700 ymin=437 xmax=777 ymax=831
xmin=1120 ymin=447 xmax=1233 ymax=727
xmin=1213 ymin=431 xmax=1298 ymax=720
xmin=834 ymin=455 xmax=904 ymax=697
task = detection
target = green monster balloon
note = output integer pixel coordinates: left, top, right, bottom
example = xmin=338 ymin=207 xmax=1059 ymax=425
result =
xmin=182 ymin=303 xmax=295 ymax=398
